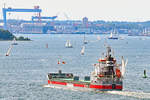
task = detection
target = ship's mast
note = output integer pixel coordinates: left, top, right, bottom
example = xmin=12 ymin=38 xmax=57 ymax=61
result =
xmin=106 ymin=46 xmax=111 ymax=56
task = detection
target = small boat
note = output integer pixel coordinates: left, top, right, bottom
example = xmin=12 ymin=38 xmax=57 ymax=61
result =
xmin=80 ymin=45 xmax=85 ymax=55
xmin=119 ymin=36 xmax=124 ymax=40
xmin=65 ymin=40 xmax=73 ymax=48
xmin=140 ymin=28 xmax=150 ymax=36
xmin=83 ymin=40 xmax=88 ymax=44
xmin=83 ymin=34 xmax=88 ymax=44
xmin=11 ymin=38 xmax=18 ymax=45
xmin=47 ymin=46 xmax=128 ymax=91
xmin=108 ymin=30 xmax=118 ymax=40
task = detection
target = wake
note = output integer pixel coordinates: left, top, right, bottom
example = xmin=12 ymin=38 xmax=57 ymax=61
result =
xmin=43 ymin=84 xmax=150 ymax=99
xmin=107 ymin=91 xmax=150 ymax=99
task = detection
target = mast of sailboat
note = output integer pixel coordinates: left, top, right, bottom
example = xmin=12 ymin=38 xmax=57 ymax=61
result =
xmin=84 ymin=33 xmax=85 ymax=42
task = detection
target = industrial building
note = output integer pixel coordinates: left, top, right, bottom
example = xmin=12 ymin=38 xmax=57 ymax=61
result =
xmin=0 ymin=6 xmax=139 ymax=34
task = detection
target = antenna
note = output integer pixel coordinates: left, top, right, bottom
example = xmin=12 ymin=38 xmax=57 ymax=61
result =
xmin=112 ymin=48 xmax=114 ymax=57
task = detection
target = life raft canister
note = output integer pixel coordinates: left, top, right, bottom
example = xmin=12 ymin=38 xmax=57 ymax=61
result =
xmin=98 ymin=74 xmax=104 ymax=77
xmin=116 ymin=68 xmax=121 ymax=78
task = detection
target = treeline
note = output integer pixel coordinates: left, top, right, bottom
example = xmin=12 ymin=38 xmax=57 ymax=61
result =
xmin=0 ymin=29 xmax=14 ymax=40
xmin=0 ymin=29 xmax=30 ymax=41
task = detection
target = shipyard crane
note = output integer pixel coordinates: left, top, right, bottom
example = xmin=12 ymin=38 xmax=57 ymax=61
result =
xmin=2 ymin=6 xmax=42 ymax=30
xmin=31 ymin=16 xmax=57 ymax=22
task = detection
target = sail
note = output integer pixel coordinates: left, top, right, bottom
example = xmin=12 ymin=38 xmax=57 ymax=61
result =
xmin=80 ymin=46 xmax=85 ymax=55
xmin=65 ymin=40 xmax=69 ymax=47
xmin=121 ymin=56 xmax=128 ymax=77
xmin=65 ymin=40 xmax=72 ymax=48
xmin=110 ymin=32 xmax=113 ymax=37
xmin=6 ymin=44 xmax=13 ymax=56
xmin=68 ymin=41 xmax=72 ymax=47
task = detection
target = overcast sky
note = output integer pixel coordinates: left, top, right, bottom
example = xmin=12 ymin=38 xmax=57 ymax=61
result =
xmin=0 ymin=0 xmax=150 ymax=21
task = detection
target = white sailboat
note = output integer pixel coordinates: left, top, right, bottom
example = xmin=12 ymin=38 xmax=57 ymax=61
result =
xmin=6 ymin=44 xmax=13 ymax=56
xmin=65 ymin=40 xmax=73 ymax=48
xmin=11 ymin=38 xmax=18 ymax=45
xmin=141 ymin=28 xmax=150 ymax=36
xmin=83 ymin=34 xmax=88 ymax=44
xmin=80 ymin=45 xmax=85 ymax=55
xmin=108 ymin=30 xmax=118 ymax=39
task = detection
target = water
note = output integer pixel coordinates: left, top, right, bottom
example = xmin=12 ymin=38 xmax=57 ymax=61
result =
xmin=0 ymin=34 xmax=150 ymax=100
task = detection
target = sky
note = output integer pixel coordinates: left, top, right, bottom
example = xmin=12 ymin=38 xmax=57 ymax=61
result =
xmin=0 ymin=0 xmax=150 ymax=22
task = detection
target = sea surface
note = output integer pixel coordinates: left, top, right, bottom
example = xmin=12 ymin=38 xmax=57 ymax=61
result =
xmin=0 ymin=34 xmax=150 ymax=100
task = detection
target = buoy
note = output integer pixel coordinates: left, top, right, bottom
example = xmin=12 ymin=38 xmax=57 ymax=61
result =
xmin=143 ymin=70 xmax=147 ymax=78
xmin=46 ymin=44 xmax=48 ymax=48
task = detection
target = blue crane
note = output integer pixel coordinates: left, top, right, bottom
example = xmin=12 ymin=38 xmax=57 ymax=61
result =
xmin=31 ymin=16 xmax=57 ymax=21
xmin=2 ymin=7 xmax=42 ymax=30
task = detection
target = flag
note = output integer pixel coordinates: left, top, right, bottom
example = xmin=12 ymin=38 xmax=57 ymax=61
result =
xmin=62 ymin=61 xmax=66 ymax=64
xmin=57 ymin=60 xmax=60 ymax=64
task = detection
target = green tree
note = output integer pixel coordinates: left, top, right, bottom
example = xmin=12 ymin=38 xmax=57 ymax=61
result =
xmin=0 ymin=29 xmax=15 ymax=40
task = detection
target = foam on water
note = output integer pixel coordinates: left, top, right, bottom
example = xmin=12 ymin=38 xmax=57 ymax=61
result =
xmin=43 ymin=84 xmax=91 ymax=92
xmin=43 ymin=84 xmax=150 ymax=99
xmin=107 ymin=91 xmax=150 ymax=99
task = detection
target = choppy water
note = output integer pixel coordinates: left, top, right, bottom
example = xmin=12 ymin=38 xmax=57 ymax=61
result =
xmin=0 ymin=34 xmax=150 ymax=100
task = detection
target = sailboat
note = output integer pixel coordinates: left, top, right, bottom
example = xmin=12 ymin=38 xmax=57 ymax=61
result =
xmin=108 ymin=30 xmax=118 ymax=39
xmin=65 ymin=40 xmax=73 ymax=48
xmin=83 ymin=34 xmax=88 ymax=44
xmin=80 ymin=45 xmax=85 ymax=55
xmin=6 ymin=44 xmax=13 ymax=56
xmin=141 ymin=28 xmax=150 ymax=36
xmin=11 ymin=38 xmax=18 ymax=45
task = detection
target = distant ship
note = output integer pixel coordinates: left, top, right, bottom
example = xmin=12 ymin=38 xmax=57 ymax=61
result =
xmin=65 ymin=40 xmax=73 ymax=48
xmin=108 ymin=30 xmax=118 ymax=39
xmin=47 ymin=46 xmax=127 ymax=91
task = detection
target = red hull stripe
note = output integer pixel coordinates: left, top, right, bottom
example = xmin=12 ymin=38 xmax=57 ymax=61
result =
xmin=48 ymin=80 xmax=67 ymax=85
xmin=90 ymin=84 xmax=122 ymax=90
xmin=115 ymin=85 xmax=122 ymax=89
xmin=90 ymin=85 xmax=111 ymax=89
xmin=48 ymin=80 xmax=50 ymax=84
xmin=73 ymin=84 xmax=85 ymax=87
